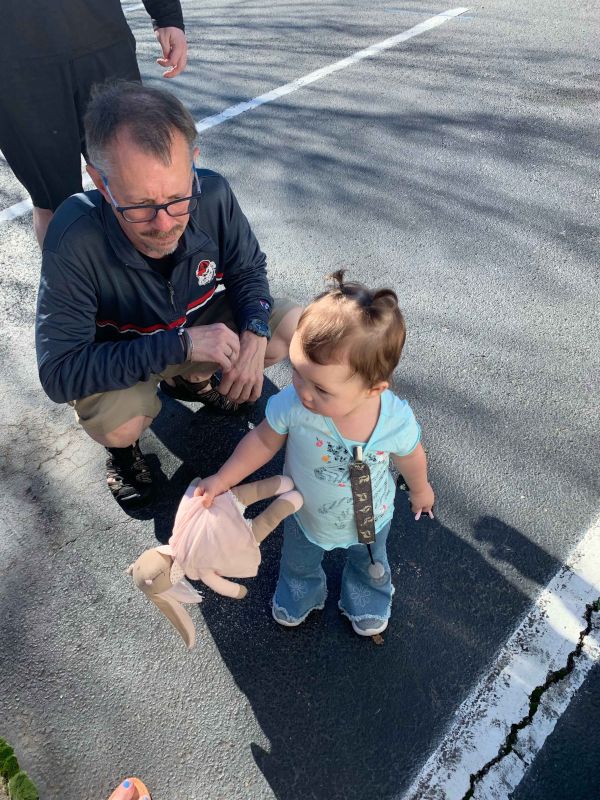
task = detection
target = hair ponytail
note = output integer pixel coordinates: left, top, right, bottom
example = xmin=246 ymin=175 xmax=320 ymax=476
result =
xmin=297 ymin=272 xmax=406 ymax=385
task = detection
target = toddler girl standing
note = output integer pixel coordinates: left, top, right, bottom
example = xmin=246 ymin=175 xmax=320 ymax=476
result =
xmin=196 ymin=271 xmax=434 ymax=636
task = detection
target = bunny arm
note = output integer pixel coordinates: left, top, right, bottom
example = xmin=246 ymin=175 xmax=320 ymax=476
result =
xmin=250 ymin=490 xmax=304 ymax=543
xmin=198 ymin=569 xmax=248 ymax=599
xmin=231 ymin=475 xmax=294 ymax=506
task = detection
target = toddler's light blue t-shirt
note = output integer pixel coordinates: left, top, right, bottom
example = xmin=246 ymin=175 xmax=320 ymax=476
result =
xmin=266 ymin=385 xmax=421 ymax=550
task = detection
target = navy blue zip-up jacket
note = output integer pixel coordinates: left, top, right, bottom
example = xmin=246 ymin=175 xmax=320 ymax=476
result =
xmin=36 ymin=170 xmax=273 ymax=404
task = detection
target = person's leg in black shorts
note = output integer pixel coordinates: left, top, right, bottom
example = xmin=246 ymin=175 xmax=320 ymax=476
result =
xmin=0 ymin=38 xmax=139 ymax=248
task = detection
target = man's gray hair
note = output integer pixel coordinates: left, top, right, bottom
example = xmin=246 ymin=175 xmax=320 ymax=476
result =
xmin=85 ymin=81 xmax=197 ymax=175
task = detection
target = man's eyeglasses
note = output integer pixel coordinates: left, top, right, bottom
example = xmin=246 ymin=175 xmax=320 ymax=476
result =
xmin=101 ymin=169 xmax=202 ymax=223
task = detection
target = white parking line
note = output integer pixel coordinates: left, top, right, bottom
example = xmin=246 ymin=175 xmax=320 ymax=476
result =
xmin=402 ymin=518 xmax=600 ymax=800
xmin=195 ymin=7 xmax=468 ymax=133
xmin=0 ymin=7 xmax=468 ymax=223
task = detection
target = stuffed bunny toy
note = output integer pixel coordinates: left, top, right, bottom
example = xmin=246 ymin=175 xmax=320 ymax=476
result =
xmin=128 ymin=475 xmax=302 ymax=648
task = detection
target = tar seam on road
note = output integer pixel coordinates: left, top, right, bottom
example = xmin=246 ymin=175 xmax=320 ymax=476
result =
xmin=463 ymin=598 xmax=600 ymax=799
xmin=0 ymin=7 xmax=469 ymax=223
xmin=401 ymin=519 xmax=600 ymax=800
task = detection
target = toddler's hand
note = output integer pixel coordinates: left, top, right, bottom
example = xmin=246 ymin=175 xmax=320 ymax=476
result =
xmin=193 ymin=474 xmax=228 ymax=507
xmin=409 ymin=483 xmax=435 ymax=521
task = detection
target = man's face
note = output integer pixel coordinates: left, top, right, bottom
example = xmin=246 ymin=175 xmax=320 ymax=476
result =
xmin=93 ymin=128 xmax=196 ymax=258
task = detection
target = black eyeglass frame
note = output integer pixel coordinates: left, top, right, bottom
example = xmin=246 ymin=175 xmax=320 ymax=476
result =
xmin=101 ymin=169 xmax=202 ymax=223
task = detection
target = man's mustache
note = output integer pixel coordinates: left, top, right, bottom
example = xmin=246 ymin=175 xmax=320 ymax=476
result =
xmin=142 ymin=226 xmax=184 ymax=240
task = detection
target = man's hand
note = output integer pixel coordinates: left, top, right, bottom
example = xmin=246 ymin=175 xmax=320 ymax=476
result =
xmin=186 ymin=323 xmax=240 ymax=372
xmin=217 ymin=331 xmax=268 ymax=404
xmin=409 ymin=483 xmax=435 ymax=521
xmin=193 ymin=473 xmax=229 ymax=508
xmin=155 ymin=27 xmax=188 ymax=78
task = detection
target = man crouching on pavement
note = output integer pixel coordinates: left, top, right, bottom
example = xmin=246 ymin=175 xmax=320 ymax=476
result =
xmin=36 ymin=81 xmax=301 ymax=509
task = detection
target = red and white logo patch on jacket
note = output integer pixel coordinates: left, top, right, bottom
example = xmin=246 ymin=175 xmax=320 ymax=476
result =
xmin=196 ymin=260 xmax=216 ymax=286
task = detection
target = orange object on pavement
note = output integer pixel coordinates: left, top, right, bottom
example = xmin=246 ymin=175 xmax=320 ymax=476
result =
xmin=108 ymin=777 xmax=152 ymax=800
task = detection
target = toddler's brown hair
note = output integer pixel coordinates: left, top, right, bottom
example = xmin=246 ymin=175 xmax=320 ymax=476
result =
xmin=296 ymin=270 xmax=406 ymax=386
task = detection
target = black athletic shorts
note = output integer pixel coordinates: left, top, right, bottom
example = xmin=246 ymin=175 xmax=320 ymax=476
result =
xmin=0 ymin=37 xmax=140 ymax=211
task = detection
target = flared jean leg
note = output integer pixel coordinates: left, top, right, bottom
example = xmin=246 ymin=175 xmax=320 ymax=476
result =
xmin=272 ymin=516 xmax=327 ymax=624
xmin=338 ymin=522 xmax=394 ymax=623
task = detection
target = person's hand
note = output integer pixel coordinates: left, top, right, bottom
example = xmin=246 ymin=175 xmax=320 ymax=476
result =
xmin=409 ymin=483 xmax=435 ymax=521
xmin=193 ymin=473 xmax=229 ymax=507
xmin=155 ymin=26 xmax=188 ymax=77
xmin=107 ymin=778 xmax=150 ymax=800
xmin=217 ymin=331 xmax=268 ymax=404
xmin=186 ymin=324 xmax=240 ymax=372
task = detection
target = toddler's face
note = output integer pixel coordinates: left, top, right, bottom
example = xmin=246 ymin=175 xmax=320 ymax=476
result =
xmin=289 ymin=332 xmax=375 ymax=419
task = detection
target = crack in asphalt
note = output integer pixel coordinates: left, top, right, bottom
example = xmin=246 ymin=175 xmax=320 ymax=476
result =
xmin=462 ymin=596 xmax=600 ymax=800
xmin=50 ymin=537 xmax=78 ymax=556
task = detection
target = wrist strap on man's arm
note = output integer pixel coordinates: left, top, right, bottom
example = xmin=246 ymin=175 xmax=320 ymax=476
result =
xmin=178 ymin=328 xmax=193 ymax=361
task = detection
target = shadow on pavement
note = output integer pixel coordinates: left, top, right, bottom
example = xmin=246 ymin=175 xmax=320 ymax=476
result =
xmin=148 ymin=377 xmax=283 ymax=542
xmin=199 ymin=507 xmax=559 ymax=800
xmin=149 ymin=391 xmax=562 ymax=800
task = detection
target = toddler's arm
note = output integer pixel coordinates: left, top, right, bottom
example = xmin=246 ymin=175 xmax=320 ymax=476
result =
xmin=194 ymin=420 xmax=287 ymax=506
xmin=391 ymin=443 xmax=435 ymax=520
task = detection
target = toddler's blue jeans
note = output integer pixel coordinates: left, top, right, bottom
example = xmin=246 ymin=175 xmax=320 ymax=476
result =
xmin=272 ymin=516 xmax=394 ymax=625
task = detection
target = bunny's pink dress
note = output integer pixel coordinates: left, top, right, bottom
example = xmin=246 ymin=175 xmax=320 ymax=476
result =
xmin=169 ymin=480 xmax=260 ymax=580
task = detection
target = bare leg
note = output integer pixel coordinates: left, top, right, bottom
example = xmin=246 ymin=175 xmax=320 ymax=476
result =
xmin=265 ymin=306 xmax=303 ymax=366
xmin=86 ymin=415 xmax=153 ymax=448
xmin=33 ymin=207 xmax=54 ymax=249
xmin=163 ymin=364 xmax=217 ymax=388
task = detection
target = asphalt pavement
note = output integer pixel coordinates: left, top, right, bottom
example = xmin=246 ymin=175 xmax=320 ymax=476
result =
xmin=0 ymin=1 xmax=598 ymax=799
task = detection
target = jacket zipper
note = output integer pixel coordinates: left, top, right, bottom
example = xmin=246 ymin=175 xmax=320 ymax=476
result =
xmin=167 ymin=281 xmax=177 ymax=312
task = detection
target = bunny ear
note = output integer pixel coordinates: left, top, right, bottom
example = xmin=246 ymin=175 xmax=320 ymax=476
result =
xmin=148 ymin=591 xmax=197 ymax=650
